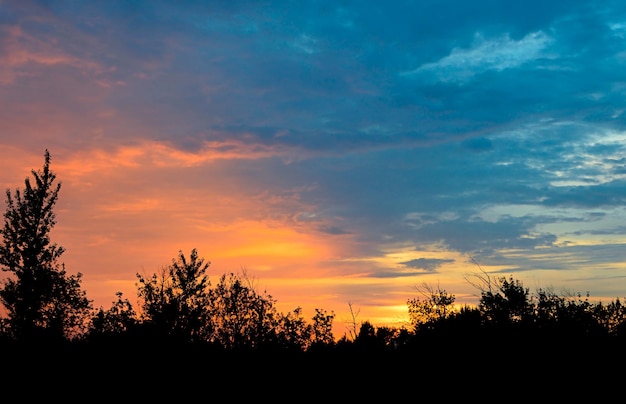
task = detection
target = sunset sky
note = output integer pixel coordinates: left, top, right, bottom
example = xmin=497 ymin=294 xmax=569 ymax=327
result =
xmin=3 ymin=0 xmax=626 ymax=337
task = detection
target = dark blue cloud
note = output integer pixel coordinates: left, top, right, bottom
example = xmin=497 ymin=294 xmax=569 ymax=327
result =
xmin=400 ymin=258 xmax=455 ymax=272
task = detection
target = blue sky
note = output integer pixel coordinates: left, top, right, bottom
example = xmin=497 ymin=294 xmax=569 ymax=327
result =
xmin=3 ymin=0 xmax=626 ymax=333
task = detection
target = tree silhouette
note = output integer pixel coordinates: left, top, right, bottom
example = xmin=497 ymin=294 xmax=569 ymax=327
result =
xmin=208 ymin=271 xmax=281 ymax=350
xmin=407 ymin=282 xmax=456 ymax=331
xmin=0 ymin=150 xmax=91 ymax=342
xmin=88 ymin=291 xmax=137 ymax=340
xmin=479 ymin=275 xmax=532 ymax=326
xmin=310 ymin=307 xmax=335 ymax=346
xmin=136 ymin=248 xmax=212 ymax=343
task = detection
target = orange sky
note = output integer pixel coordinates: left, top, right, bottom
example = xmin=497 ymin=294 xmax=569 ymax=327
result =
xmin=3 ymin=144 xmax=626 ymax=338
xmin=0 ymin=146 xmax=428 ymax=337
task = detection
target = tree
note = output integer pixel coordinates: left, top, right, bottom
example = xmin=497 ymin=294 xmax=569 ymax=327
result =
xmin=136 ymin=248 xmax=212 ymax=343
xmin=598 ymin=297 xmax=626 ymax=337
xmin=273 ymin=306 xmax=312 ymax=350
xmin=207 ymin=271 xmax=280 ymax=350
xmin=407 ymin=282 xmax=456 ymax=331
xmin=465 ymin=261 xmax=533 ymax=327
xmin=310 ymin=308 xmax=335 ymax=347
xmin=479 ymin=275 xmax=532 ymax=326
xmin=273 ymin=307 xmax=335 ymax=351
xmin=541 ymin=290 xmax=606 ymax=338
xmin=88 ymin=292 xmax=137 ymax=339
xmin=0 ymin=150 xmax=92 ymax=341
xmin=345 ymin=301 xmax=361 ymax=341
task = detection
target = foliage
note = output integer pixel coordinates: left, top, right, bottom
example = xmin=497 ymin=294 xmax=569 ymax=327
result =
xmin=0 ymin=150 xmax=91 ymax=341
xmin=479 ymin=275 xmax=532 ymax=325
xmin=136 ymin=248 xmax=212 ymax=343
xmin=135 ymin=251 xmax=335 ymax=351
xmin=311 ymin=308 xmax=335 ymax=346
xmin=88 ymin=292 xmax=137 ymax=338
xmin=207 ymin=271 xmax=283 ymax=349
xmin=407 ymin=282 xmax=456 ymax=331
xmin=598 ymin=297 xmax=626 ymax=337
xmin=273 ymin=306 xmax=311 ymax=350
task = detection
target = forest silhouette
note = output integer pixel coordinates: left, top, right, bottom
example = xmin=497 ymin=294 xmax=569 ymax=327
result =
xmin=1 ymin=150 xmax=625 ymax=397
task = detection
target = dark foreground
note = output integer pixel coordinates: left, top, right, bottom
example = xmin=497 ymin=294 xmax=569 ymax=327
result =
xmin=0 ymin=334 xmax=623 ymax=401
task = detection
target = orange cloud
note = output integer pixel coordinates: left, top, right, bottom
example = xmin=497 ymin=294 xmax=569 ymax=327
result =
xmin=0 ymin=24 xmax=104 ymax=85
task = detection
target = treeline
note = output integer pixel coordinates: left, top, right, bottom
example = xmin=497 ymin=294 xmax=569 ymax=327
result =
xmin=3 ymin=150 xmax=626 ymax=360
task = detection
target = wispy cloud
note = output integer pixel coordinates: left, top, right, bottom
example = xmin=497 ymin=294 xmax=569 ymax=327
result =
xmin=402 ymin=31 xmax=555 ymax=83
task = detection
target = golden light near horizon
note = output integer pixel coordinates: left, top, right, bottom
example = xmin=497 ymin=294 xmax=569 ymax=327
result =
xmin=7 ymin=144 xmax=626 ymax=340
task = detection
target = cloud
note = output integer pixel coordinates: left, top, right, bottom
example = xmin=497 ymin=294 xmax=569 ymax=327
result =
xmin=0 ymin=24 xmax=105 ymax=85
xmin=402 ymin=31 xmax=555 ymax=83
xmin=400 ymin=258 xmax=455 ymax=272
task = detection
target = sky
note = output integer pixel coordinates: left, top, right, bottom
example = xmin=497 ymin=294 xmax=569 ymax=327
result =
xmin=3 ymin=0 xmax=626 ymax=337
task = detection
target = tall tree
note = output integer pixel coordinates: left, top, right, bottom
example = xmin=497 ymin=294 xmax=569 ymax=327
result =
xmin=0 ymin=150 xmax=92 ymax=342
